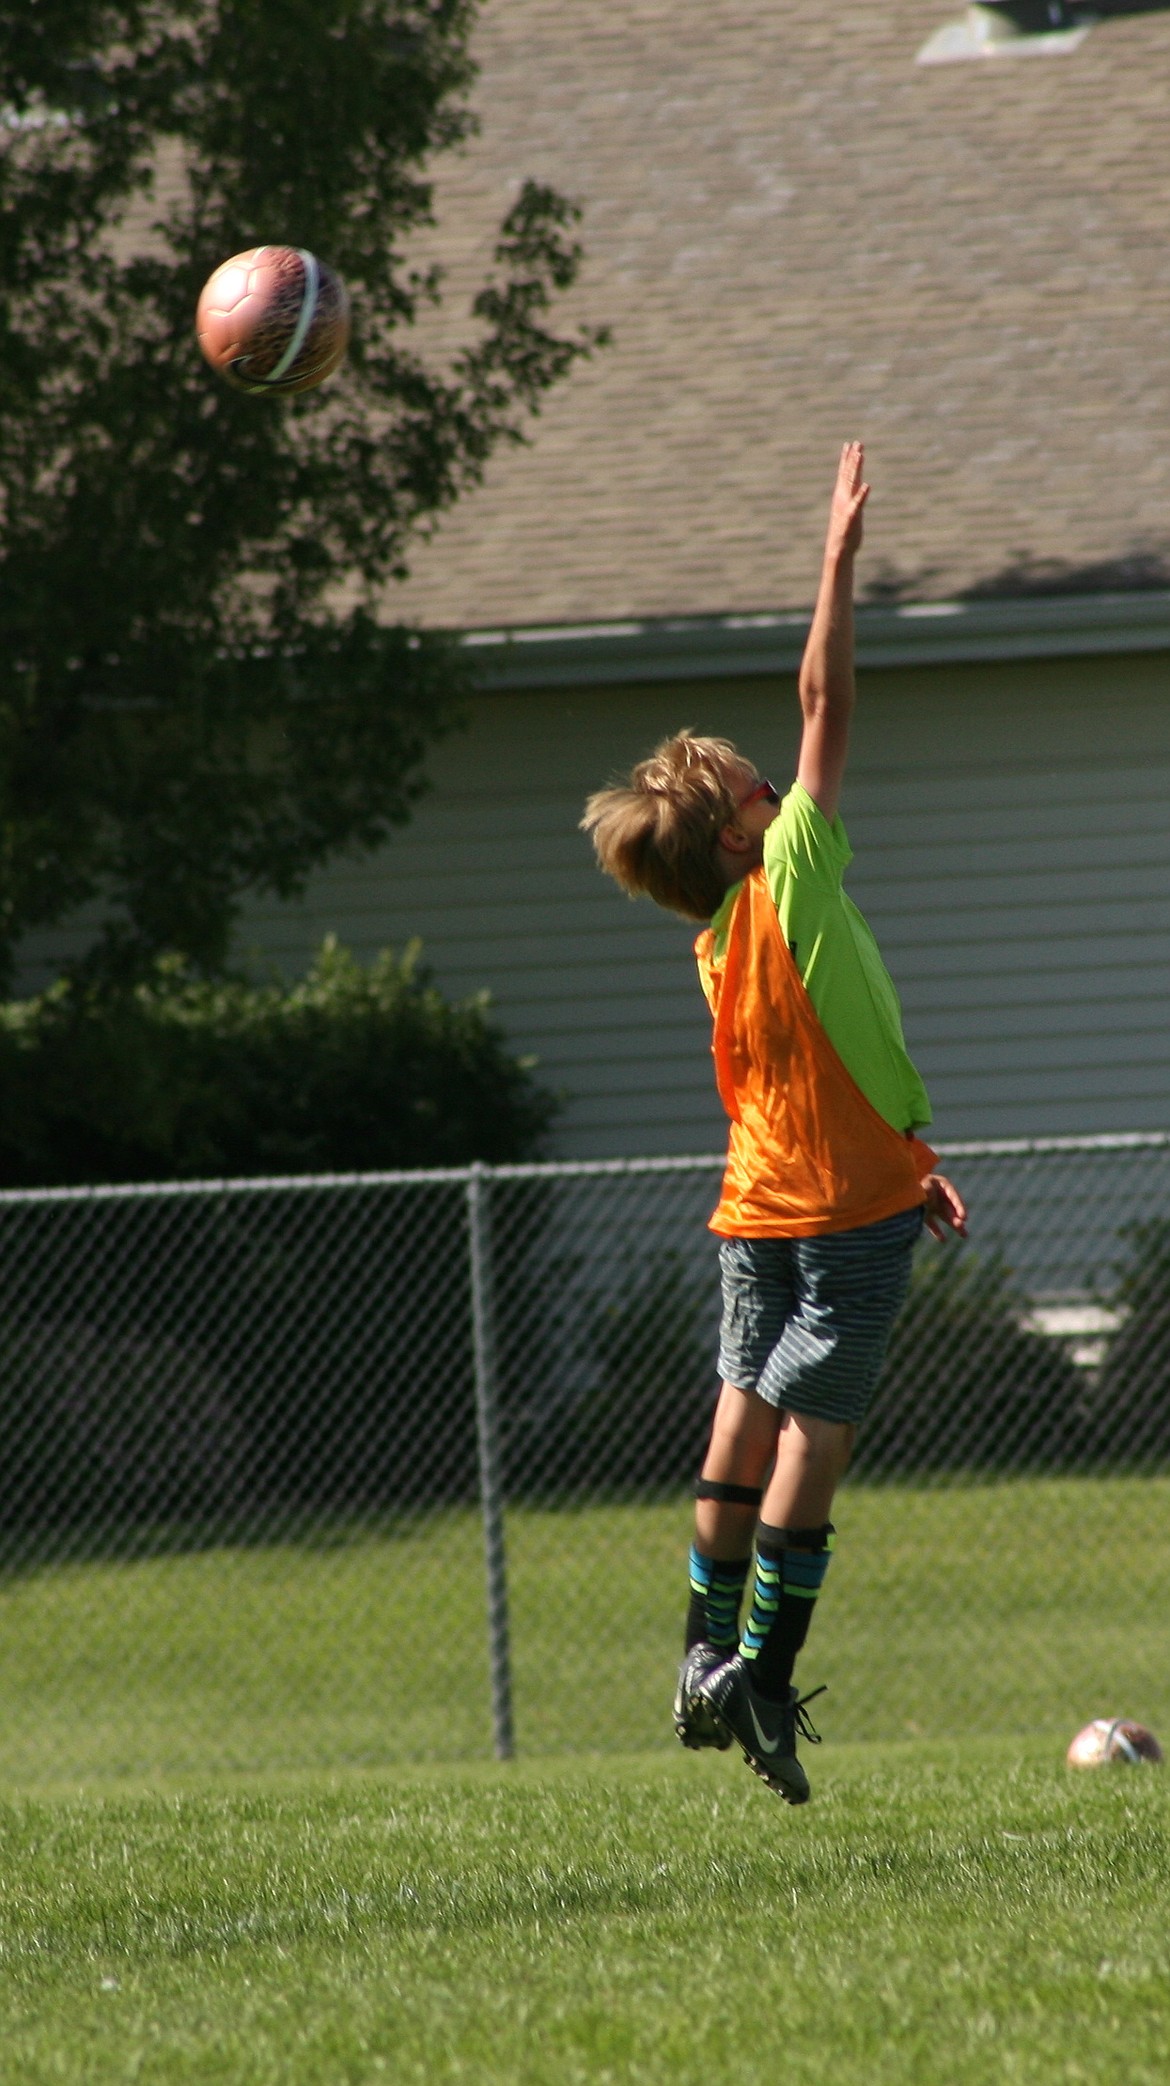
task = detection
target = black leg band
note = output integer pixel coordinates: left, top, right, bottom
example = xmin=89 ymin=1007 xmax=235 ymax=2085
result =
xmin=757 ymin=1520 xmax=835 ymax=1553
xmin=695 ymin=1479 xmax=764 ymax=1507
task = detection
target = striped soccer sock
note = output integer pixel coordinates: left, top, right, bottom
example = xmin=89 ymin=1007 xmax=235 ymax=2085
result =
xmin=740 ymin=1522 xmax=836 ymax=1702
xmin=685 ymin=1545 xmax=751 ymax=1654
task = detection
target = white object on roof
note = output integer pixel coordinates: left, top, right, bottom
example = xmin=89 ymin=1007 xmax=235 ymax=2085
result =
xmin=918 ymin=3 xmax=1094 ymax=64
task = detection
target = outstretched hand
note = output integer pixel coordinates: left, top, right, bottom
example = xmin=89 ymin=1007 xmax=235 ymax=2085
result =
xmin=923 ymin=1173 xmax=968 ymax=1242
xmin=795 ymin=440 xmax=869 ymax=826
xmin=825 ymin=440 xmax=869 ymax=561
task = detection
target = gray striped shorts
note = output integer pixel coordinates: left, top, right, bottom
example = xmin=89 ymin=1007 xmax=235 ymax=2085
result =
xmin=716 ymin=1204 xmax=924 ymax=1426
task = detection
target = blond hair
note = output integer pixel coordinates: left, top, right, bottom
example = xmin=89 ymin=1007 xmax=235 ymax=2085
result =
xmin=580 ymin=730 xmax=749 ymax=922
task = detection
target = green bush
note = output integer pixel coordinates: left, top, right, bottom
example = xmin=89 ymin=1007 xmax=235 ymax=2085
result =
xmin=0 ymin=1172 xmax=482 ymax=1547
xmin=0 ymin=938 xmax=557 ymax=1184
xmin=855 ymin=1242 xmax=1084 ymax=1477
xmin=0 ymin=947 xmax=557 ymax=1544
xmin=572 ymin=1250 xmax=716 ymax=1492
xmin=499 ymin=1247 xmax=717 ymax=1499
xmin=1078 ymin=1218 xmax=1170 ymax=1467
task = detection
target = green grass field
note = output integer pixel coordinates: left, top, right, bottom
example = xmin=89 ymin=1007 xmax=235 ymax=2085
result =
xmin=3 ymin=1747 xmax=1170 ymax=2082
xmin=0 ymin=1474 xmax=1167 ymax=1778
xmin=2 ymin=1476 xmax=1169 ymax=2080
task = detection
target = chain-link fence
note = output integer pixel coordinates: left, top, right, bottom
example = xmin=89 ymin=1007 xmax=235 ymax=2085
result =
xmin=1 ymin=1135 xmax=1169 ymax=1780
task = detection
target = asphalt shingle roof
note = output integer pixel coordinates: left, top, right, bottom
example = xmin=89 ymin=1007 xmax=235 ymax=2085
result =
xmin=390 ymin=0 xmax=1170 ymax=629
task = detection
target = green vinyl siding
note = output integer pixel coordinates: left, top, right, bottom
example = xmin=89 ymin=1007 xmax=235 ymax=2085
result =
xmin=15 ymin=650 xmax=1170 ymax=1160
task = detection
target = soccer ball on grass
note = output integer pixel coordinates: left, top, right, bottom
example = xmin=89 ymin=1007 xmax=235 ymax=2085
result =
xmin=1066 ymin=1718 xmax=1163 ymax=1768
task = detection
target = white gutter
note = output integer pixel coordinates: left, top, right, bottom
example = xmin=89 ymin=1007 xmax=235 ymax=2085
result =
xmin=462 ymin=590 xmax=1170 ymax=691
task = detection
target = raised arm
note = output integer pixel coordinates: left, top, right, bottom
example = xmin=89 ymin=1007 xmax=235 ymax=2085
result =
xmin=795 ymin=441 xmax=870 ymax=825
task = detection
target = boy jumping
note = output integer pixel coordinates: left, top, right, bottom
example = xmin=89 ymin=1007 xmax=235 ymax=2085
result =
xmin=581 ymin=444 xmax=966 ymax=1803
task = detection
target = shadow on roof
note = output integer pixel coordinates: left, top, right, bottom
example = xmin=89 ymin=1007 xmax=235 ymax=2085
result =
xmin=961 ymin=546 xmax=1170 ymax=599
xmin=968 ymin=0 xmax=1170 ymax=24
xmin=1080 ymin=0 xmax=1170 ymax=15
xmin=862 ymin=545 xmax=1170 ymax=605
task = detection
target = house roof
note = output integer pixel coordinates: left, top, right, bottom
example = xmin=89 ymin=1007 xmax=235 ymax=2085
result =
xmin=390 ymin=0 xmax=1170 ymax=632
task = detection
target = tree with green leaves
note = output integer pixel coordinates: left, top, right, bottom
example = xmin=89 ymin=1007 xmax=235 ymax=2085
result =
xmin=0 ymin=0 xmax=602 ymax=987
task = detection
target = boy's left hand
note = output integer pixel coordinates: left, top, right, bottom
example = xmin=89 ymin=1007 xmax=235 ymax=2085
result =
xmin=825 ymin=439 xmax=869 ymax=562
xmin=923 ymin=1173 xmax=967 ymax=1241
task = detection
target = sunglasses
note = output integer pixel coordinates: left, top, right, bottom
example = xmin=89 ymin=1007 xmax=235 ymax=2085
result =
xmin=738 ymin=778 xmax=780 ymax=809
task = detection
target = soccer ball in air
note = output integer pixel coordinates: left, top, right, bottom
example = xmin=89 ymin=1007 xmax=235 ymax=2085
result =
xmin=1066 ymin=1718 xmax=1163 ymax=1769
xmin=195 ymin=246 xmax=351 ymax=395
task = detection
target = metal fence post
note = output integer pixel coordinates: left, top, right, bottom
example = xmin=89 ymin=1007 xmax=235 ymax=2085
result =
xmin=466 ymin=1162 xmax=515 ymax=1760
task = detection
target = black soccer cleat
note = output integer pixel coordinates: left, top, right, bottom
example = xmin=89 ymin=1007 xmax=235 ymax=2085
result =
xmin=696 ymin=1655 xmax=826 ymax=1804
xmin=673 ymin=1643 xmax=735 ymax=1750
